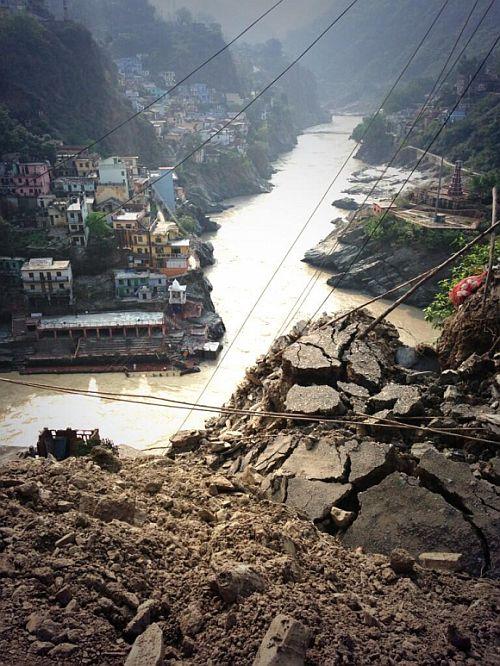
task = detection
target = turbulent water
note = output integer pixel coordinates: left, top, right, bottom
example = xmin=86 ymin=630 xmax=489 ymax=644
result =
xmin=0 ymin=116 xmax=434 ymax=451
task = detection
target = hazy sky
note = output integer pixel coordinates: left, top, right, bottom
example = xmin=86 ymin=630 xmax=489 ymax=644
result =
xmin=151 ymin=0 xmax=332 ymax=41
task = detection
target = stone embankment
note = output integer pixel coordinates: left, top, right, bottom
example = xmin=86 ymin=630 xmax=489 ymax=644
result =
xmin=197 ymin=308 xmax=499 ymax=580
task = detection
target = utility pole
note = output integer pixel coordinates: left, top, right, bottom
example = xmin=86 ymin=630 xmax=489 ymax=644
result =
xmin=62 ymin=0 xmax=68 ymax=21
xmin=482 ymin=186 xmax=497 ymax=312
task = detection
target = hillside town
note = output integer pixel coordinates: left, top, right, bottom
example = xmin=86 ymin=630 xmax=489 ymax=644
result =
xmin=0 ymin=145 xmax=225 ymax=374
xmin=116 ymin=54 xmax=250 ymax=163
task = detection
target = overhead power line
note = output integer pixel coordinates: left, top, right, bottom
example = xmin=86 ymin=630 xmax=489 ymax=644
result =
xmin=0 ymin=377 xmax=497 ymax=447
xmin=276 ymin=0 xmax=493 ymax=337
xmin=174 ymin=0 xmax=454 ymax=432
xmin=94 ymin=0 xmax=361 ymax=224
xmin=31 ymin=0 xmax=289 ymax=180
xmin=306 ymin=32 xmax=500 ymax=325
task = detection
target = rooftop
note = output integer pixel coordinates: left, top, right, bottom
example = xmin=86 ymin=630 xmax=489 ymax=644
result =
xmin=114 ymin=270 xmax=165 ymax=280
xmin=37 ymin=311 xmax=164 ymax=330
xmin=21 ymin=258 xmax=71 ymax=271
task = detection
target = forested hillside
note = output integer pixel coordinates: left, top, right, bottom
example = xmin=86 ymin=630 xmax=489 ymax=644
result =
xmin=0 ymin=13 xmax=162 ymax=163
xmin=288 ymin=0 xmax=500 ymax=109
xmin=65 ymin=0 xmax=240 ymax=92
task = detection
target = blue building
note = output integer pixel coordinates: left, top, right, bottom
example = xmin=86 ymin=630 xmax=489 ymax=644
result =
xmin=150 ymin=167 xmax=176 ymax=215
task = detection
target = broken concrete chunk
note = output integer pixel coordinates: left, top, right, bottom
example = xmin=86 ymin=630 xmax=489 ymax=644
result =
xmin=367 ymin=383 xmax=407 ymax=411
xmin=214 ymin=564 xmax=267 ymax=604
xmin=281 ymin=438 xmax=347 ymax=482
xmin=285 ymin=477 xmax=351 ymax=522
xmin=330 ymin=507 xmax=355 ymax=529
xmin=282 ymin=336 xmax=341 ymax=384
xmin=418 ymin=552 xmax=463 ymax=572
xmin=390 ymin=548 xmax=415 ymax=575
xmin=343 ymin=440 xmax=394 ymax=489
xmin=125 ymin=623 xmax=165 ymax=666
xmin=342 ymin=473 xmax=484 ymax=575
xmin=346 ymin=343 xmax=381 ymax=392
xmin=285 ymin=385 xmax=346 ymax=417
xmin=169 ymin=429 xmax=205 ymax=453
xmin=125 ymin=599 xmax=157 ymax=637
xmin=337 ymin=381 xmax=370 ymax=399
xmin=254 ymin=435 xmax=297 ymax=474
xmin=253 ymin=614 xmax=309 ymax=666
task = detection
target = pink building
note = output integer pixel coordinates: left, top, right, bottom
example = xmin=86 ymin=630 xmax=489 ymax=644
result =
xmin=0 ymin=161 xmax=51 ymax=198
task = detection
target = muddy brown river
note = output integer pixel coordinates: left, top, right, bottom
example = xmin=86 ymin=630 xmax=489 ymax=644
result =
xmin=0 ymin=116 xmax=434 ymax=451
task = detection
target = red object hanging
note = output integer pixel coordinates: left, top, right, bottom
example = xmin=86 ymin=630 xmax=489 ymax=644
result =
xmin=449 ymin=272 xmax=486 ymax=307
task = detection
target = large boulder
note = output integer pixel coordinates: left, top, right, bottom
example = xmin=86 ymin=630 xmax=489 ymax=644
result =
xmin=285 ymin=385 xmax=346 ymax=417
xmin=285 ymin=477 xmax=351 ymax=522
xmin=343 ymin=473 xmax=485 ymax=575
xmin=281 ymin=437 xmax=347 ymax=482
xmin=417 ymin=449 xmax=500 ymax=577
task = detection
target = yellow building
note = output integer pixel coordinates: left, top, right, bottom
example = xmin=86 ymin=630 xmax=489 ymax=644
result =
xmin=125 ymin=210 xmax=191 ymax=276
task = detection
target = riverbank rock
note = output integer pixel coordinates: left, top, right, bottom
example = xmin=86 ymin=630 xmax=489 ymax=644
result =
xmin=332 ymin=197 xmax=359 ymax=211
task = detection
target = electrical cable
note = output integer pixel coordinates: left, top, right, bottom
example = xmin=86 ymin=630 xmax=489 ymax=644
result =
xmin=276 ymin=0 xmax=494 ymax=337
xmin=0 ymin=376 xmax=496 ymax=445
xmin=174 ymin=0 xmax=459 ymax=432
xmin=28 ymin=0 xmax=289 ymax=181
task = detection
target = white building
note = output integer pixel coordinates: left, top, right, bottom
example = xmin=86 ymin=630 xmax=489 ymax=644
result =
xmin=98 ymin=157 xmax=130 ymax=191
xmin=21 ymin=258 xmax=74 ymax=305
xmin=168 ymin=279 xmax=187 ymax=306
xmin=67 ymin=195 xmax=90 ymax=247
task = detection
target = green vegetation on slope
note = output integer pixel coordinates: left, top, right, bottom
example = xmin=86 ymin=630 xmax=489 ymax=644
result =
xmin=68 ymin=0 xmax=240 ymax=92
xmin=424 ymin=239 xmax=500 ymax=327
xmin=0 ymin=13 xmax=162 ymax=163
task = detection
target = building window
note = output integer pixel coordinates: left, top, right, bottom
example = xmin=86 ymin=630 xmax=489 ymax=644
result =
xmin=29 ymin=272 xmax=34 ymax=278
xmin=56 ymin=271 xmax=62 ymax=277
xmin=59 ymin=284 xmax=65 ymax=290
xmin=30 ymin=285 xmax=35 ymax=290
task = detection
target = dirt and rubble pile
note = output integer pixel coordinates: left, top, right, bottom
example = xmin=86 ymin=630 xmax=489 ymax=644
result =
xmin=197 ymin=309 xmax=499 ymax=578
xmin=0 ymin=453 xmax=499 ymax=665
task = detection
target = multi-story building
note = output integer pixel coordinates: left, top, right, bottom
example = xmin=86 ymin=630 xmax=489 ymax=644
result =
xmin=98 ymin=156 xmax=130 ymax=191
xmin=67 ymin=195 xmax=90 ymax=247
xmin=54 ymin=147 xmax=99 ymax=178
xmin=46 ymin=199 xmax=70 ymax=229
xmin=0 ymin=256 xmax=25 ymax=287
xmin=96 ymin=157 xmax=131 ymax=206
xmin=0 ymin=161 xmax=51 ymax=199
xmin=150 ymin=167 xmax=176 ymax=214
xmin=21 ymin=258 xmax=74 ymax=305
xmin=52 ymin=175 xmax=98 ymax=197
xmin=114 ymin=270 xmax=168 ymax=301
